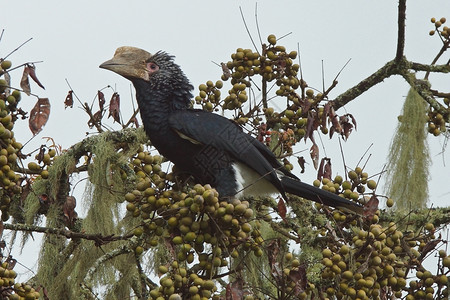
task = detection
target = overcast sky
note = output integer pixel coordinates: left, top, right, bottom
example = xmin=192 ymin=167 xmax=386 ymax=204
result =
xmin=3 ymin=1 xmax=450 ymax=281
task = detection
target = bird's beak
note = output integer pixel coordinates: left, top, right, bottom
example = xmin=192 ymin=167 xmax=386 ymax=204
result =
xmin=100 ymin=46 xmax=152 ymax=81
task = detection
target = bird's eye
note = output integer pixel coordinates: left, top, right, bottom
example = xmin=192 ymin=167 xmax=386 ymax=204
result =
xmin=147 ymin=62 xmax=159 ymax=72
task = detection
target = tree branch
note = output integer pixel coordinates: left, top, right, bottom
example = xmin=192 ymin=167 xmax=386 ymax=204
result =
xmin=331 ymin=60 xmax=399 ymax=110
xmin=3 ymin=222 xmax=133 ymax=246
xmin=400 ymin=71 xmax=448 ymax=116
xmin=80 ymin=241 xmax=135 ymax=298
xmin=410 ymin=61 xmax=450 ymax=73
xmin=395 ymin=0 xmax=407 ymax=61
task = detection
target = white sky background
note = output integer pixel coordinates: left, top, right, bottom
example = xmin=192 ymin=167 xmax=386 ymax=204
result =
xmin=2 ymin=0 xmax=450 ymax=282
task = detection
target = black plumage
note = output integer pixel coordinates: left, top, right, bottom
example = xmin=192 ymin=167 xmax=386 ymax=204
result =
xmin=100 ymin=46 xmax=364 ymax=215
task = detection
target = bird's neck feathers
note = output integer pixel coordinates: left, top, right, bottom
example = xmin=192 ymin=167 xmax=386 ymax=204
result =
xmin=132 ymin=71 xmax=193 ymax=110
xmin=132 ymin=78 xmax=192 ymax=138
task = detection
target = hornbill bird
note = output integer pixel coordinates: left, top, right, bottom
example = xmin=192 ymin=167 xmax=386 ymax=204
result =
xmin=100 ymin=46 xmax=364 ymax=215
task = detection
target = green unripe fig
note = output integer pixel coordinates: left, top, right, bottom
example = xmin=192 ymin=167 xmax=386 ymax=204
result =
xmin=0 ymin=60 xmax=11 ymax=70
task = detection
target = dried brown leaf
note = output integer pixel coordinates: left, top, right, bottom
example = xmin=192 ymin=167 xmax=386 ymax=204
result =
xmin=132 ymin=117 xmax=140 ymax=128
xmin=419 ymin=239 xmax=441 ymax=260
xmin=225 ymin=278 xmax=244 ymax=300
xmin=6 ymin=257 xmax=16 ymax=270
xmin=98 ymin=90 xmax=106 ymax=110
xmin=288 ymin=265 xmax=307 ymax=295
xmin=4 ymin=72 xmax=10 ymax=96
xmin=310 ymin=143 xmax=319 ymax=169
xmin=35 ymin=146 xmax=46 ymax=163
xmin=323 ymin=158 xmax=332 ymax=180
xmin=221 ymin=62 xmax=231 ymax=80
xmin=329 ymin=126 xmax=335 ymax=139
xmin=108 ymin=92 xmax=120 ymax=123
xmin=267 ymin=239 xmax=282 ymax=282
xmin=63 ymin=196 xmax=77 ymax=227
xmin=349 ymin=113 xmax=357 ymax=131
xmin=64 ymin=90 xmax=73 ymax=109
xmin=26 ymin=64 xmax=45 ymax=89
xmin=322 ymin=102 xmax=331 ymax=128
xmin=317 ymin=157 xmax=332 ymax=180
xmin=297 ymin=156 xmax=306 ymax=173
xmin=29 ymin=98 xmax=50 ymax=135
xmin=364 ymin=195 xmax=379 ymax=219
xmin=20 ymin=67 xmax=31 ymax=96
xmin=89 ymin=110 xmax=103 ymax=128
xmin=342 ymin=122 xmax=353 ymax=140
xmin=331 ymin=115 xmax=341 ymax=133
xmin=277 ymin=198 xmax=287 ymax=220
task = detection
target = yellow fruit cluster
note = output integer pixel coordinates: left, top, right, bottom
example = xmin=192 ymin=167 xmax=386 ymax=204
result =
xmin=429 ymin=17 xmax=450 ymax=39
xmin=195 ymin=80 xmax=222 ymax=112
xmin=124 ymin=150 xmax=263 ymax=299
xmin=426 ymin=109 xmax=447 ymax=136
xmin=0 ymin=261 xmax=40 ymax=299
xmin=0 ymin=60 xmax=23 ymax=221
xmin=313 ymin=168 xmax=380 ymax=218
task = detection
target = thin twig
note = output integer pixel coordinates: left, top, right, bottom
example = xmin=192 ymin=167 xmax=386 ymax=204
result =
xmin=3 ymin=38 xmax=33 ymax=60
xmin=239 ymin=6 xmax=259 ymax=52
xmin=254 ymin=3 xmax=263 ymax=50
xmin=6 ymin=61 xmax=44 ymax=73
xmin=424 ymin=40 xmax=450 ymax=80
xmin=321 ymin=60 xmax=325 ymax=93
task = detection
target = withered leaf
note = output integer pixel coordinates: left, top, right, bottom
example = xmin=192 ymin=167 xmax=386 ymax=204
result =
xmin=35 ymin=146 xmax=46 ymax=163
xmin=322 ymin=102 xmax=331 ymax=128
xmin=323 ymin=158 xmax=332 ymax=180
xmin=6 ymin=257 xmax=16 ymax=270
xmin=329 ymin=125 xmax=336 ymax=139
xmin=88 ymin=110 xmax=103 ymax=128
xmin=63 ymin=196 xmax=77 ymax=227
xmin=418 ymin=240 xmax=441 ymax=260
xmin=108 ymin=92 xmax=120 ymax=123
xmin=38 ymin=194 xmax=49 ymax=204
xmin=342 ymin=122 xmax=353 ymax=140
xmin=98 ymin=90 xmax=106 ymax=110
xmin=20 ymin=67 xmax=31 ymax=96
xmin=328 ymin=105 xmax=336 ymax=120
xmin=277 ymin=198 xmax=287 ymax=221
xmin=29 ymin=98 xmax=50 ymax=135
xmin=349 ymin=113 xmax=357 ymax=131
xmin=364 ymin=195 xmax=379 ymax=219
xmin=64 ymin=90 xmax=73 ymax=109
xmin=302 ymin=97 xmax=312 ymax=113
xmin=310 ymin=143 xmax=319 ymax=170
xmin=225 ymin=278 xmax=244 ymax=300
xmin=288 ymin=265 xmax=307 ymax=295
xmin=297 ymin=156 xmax=306 ymax=173
xmin=267 ymin=239 xmax=282 ymax=281
xmin=38 ymin=193 xmax=51 ymax=215
xmin=132 ymin=117 xmax=140 ymax=128
xmin=26 ymin=64 xmax=45 ymax=89
xmin=331 ymin=115 xmax=342 ymax=134
xmin=4 ymin=72 xmax=10 ymax=96
xmin=221 ymin=62 xmax=231 ymax=80
xmin=317 ymin=158 xmax=332 ymax=180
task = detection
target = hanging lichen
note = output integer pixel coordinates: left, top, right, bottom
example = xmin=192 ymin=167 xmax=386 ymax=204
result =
xmin=34 ymin=129 xmax=147 ymax=299
xmin=384 ymin=88 xmax=430 ymax=212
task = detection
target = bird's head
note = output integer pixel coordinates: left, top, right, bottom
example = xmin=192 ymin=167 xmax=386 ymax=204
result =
xmin=100 ymin=46 xmax=193 ymax=108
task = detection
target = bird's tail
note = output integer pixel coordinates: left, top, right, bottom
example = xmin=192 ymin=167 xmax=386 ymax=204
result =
xmin=280 ymin=176 xmax=364 ymax=215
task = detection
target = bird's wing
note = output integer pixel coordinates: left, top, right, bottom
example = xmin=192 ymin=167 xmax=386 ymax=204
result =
xmin=168 ymin=109 xmax=288 ymax=196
